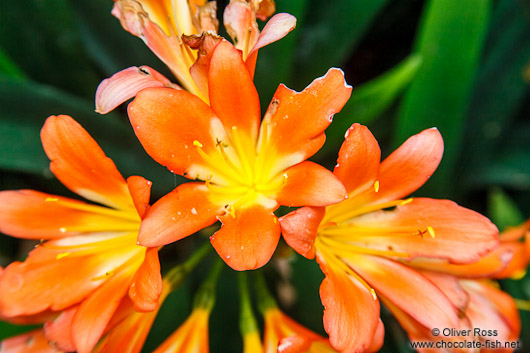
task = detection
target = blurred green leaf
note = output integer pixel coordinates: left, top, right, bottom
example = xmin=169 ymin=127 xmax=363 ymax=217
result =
xmin=0 ymin=47 xmax=26 ymax=80
xmin=318 ymin=54 xmax=422 ymax=158
xmin=0 ymin=77 xmax=172 ymax=197
xmin=255 ymin=0 xmax=308 ymax=101
xmin=488 ymin=188 xmax=525 ymax=231
xmin=293 ymin=0 xmax=389 ymax=85
xmin=70 ymin=0 xmax=167 ymax=78
xmin=0 ymin=321 xmax=38 ymax=341
xmin=395 ymin=0 xmax=491 ymax=197
xmin=460 ymin=0 xmax=530 ymax=191
xmin=0 ymin=0 xmax=99 ymax=96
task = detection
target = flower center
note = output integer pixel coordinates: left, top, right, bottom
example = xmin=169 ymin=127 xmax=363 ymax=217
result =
xmin=192 ymin=122 xmax=286 ymax=209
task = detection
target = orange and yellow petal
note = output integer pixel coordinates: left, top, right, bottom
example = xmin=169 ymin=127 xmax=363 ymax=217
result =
xmin=138 ymin=183 xmax=220 ymax=247
xmin=44 ymin=307 xmax=77 ymax=352
xmin=265 ymin=68 xmax=352 ymax=166
xmin=0 ymin=329 xmax=61 ymax=353
xmin=276 ymin=161 xmax=346 ymax=207
xmin=128 ymin=87 xmax=218 ymax=176
xmin=279 ymin=206 xmax=326 ymax=259
xmin=317 ymin=260 xmax=380 ymax=353
xmin=127 ymin=176 xmax=153 ymax=219
xmin=333 ymin=124 xmax=381 ymax=196
xmin=129 ymin=248 xmax=162 ymax=312
xmin=0 ymin=191 xmax=138 ymax=239
xmin=71 ymin=255 xmax=143 ymax=353
xmin=41 ymin=115 xmax=133 ymax=211
xmin=95 ymin=66 xmax=176 ymax=114
xmin=153 ymin=309 xmax=210 ymax=353
xmin=344 ymin=254 xmax=460 ymax=332
xmin=208 ymin=41 xmax=261 ymax=141
xmin=368 ymin=128 xmax=443 ymax=205
xmin=0 ymin=241 xmax=141 ymax=317
xmin=211 ymin=204 xmax=280 ymax=270
xmin=344 ymin=198 xmax=499 ymax=264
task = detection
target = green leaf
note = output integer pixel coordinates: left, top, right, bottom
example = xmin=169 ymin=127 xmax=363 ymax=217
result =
xmin=317 ymin=54 xmax=422 ymax=158
xmin=293 ymin=0 xmax=389 ymax=85
xmin=0 ymin=47 xmax=26 ymax=80
xmin=459 ymin=0 xmax=530 ymax=191
xmin=254 ymin=0 xmax=308 ymax=101
xmin=488 ymin=188 xmax=525 ymax=231
xmin=0 ymin=0 xmax=99 ymax=96
xmin=0 ymin=77 xmax=173 ymax=197
xmin=70 ymin=1 xmax=167 ymax=78
xmin=0 ymin=321 xmax=38 ymax=341
xmin=394 ymin=0 xmax=491 ymax=197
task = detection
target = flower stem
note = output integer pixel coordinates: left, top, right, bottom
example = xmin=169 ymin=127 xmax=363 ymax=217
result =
xmin=193 ymin=258 xmax=224 ymax=310
xmin=254 ymin=271 xmax=278 ymax=313
xmin=165 ymin=241 xmax=212 ymax=291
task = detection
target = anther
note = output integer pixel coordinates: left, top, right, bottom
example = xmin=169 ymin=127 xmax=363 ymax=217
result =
xmin=427 ymin=226 xmax=436 ymax=238
xmin=56 ymin=252 xmax=71 ymax=260
xmin=373 ymin=180 xmax=380 ymax=193
xmin=45 ymin=197 xmax=59 ymax=202
xmin=400 ymin=198 xmax=413 ymax=206
xmin=193 ymin=140 xmax=203 ymax=148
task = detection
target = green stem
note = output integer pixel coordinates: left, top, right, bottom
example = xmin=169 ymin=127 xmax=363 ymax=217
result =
xmin=254 ymin=271 xmax=278 ymax=313
xmin=193 ymin=259 xmax=224 ymax=310
xmin=238 ymin=272 xmax=259 ymax=336
xmin=165 ymin=241 xmax=212 ymax=291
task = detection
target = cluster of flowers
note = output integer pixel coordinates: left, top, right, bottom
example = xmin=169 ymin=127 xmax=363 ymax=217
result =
xmin=1 ymin=1 xmax=529 ymax=352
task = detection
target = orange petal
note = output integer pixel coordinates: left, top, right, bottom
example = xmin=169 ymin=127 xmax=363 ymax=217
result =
xmin=317 ymin=259 xmax=380 ymax=353
xmin=44 ymin=306 xmax=77 ymax=352
xmin=211 ymin=205 xmax=280 ymax=270
xmin=129 ymin=87 xmax=218 ymax=176
xmin=277 ymin=336 xmax=311 ymax=353
xmin=41 ymin=115 xmax=133 ymax=210
xmin=223 ymin=1 xmax=259 ymax=58
xmin=277 ymin=161 xmax=346 ymax=207
xmin=0 ymin=190 xmax=135 ymax=239
xmin=334 ymin=124 xmax=381 ymax=195
xmin=266 ymin=68 xmax=352 ymax=165
xmin=370 ymin=128 xmax=443 ymax=204
xmin=0 ymin=329 xmax=61 ymax=353
xmin=209 ymin=41 xmax=261 ymax=140
xmin=345 ymin=254 xmax=459 ymax=331
xmin=367 ymin=319 xmax=385 ymax=353
xmin=248 ymin=13 xmax=297 ymax=58
xmin=188 ymin=32 xmax=222 ymax=99
xmin=351 ymin=198 xmax=499 ymax=264
xmin=408 ymin=242 xmax=514 ymax=278
xmin=95 ymin=66 xmax=176 ymax=114
xmin=279 ymin=206 xmax=326 ymax=259
xmin=419 ymin=271 xmax=469 ymax=312
xmin=129 ymin=248 xmax=162 ymax=312
xmin=0 ymin=240 xmax=139 ymax=317
xmin=72 ymin=261 xmax=139 ymax=353
xmin=127 ymin=176 xmax=152 ymax=218
xmin=138 ymin=183 xmax=220 ymax=247
xmin=461 ymin=280 xmax=521 ymax=345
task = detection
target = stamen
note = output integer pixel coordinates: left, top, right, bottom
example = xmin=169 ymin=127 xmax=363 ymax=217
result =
xmin=91 ymin=270 xmax=114 ymax=281
xmin=56 ymin=252 xmax=71 ymax=260
xmin=44 ymin=197 xmax=140 ymax=223
xmin=326 ymin=198 xmax=414 ymax=224
xmin=427 ymin=226 xmax=436 ymax=238
xmin=193 ymin=140 xmax=203 ymax=148
xmin=400 ymin=198 xmax=413 ymax=206
xmin=373 ymin=181 xmax=379 ymax=193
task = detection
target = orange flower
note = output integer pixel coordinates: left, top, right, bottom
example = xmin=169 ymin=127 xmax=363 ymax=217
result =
xmin=128 ymin=40 xmax=351 ymax=270
xmin=96 ymin=0 xmax=296 ymax=111
xmin=280 ymin=124 xmax=499 ymax=352
xmin=408 ymin=218 xmax=530 ymax=279
xmin=92 ymin=279 xmax=172 ymax=353
xmin=262 ymin=308 xmax=342 ymax=353
xmin=0 ymin=115 xmax=161 ymax=353
xmin=392 ymin=272 xmax=521 ymax=353
xmin=0 ymin=329 xmax=62 ymax=353
xmin=152 ymin=308 xmax=210 ymax=353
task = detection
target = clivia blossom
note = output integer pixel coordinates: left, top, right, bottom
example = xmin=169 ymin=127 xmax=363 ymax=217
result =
xmin=0 ymin=115 xmax=161 ymax=353
xmin=96 ymin=0 xmax=296 ymax=111
xmin=128 ymin=40 xmax=351 ymax=270
xmin=280 ymin=124 xmax=499 ymax=352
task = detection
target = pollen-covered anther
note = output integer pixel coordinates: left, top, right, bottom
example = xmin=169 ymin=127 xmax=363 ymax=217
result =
xmin=193 ymin=140 xmax=203 ymax=148
xmin=56 ymin=252 xmax=71 ymax=260
xmin=427 ymin=226 xmax=436 ymax=238
xmin=45 ymin=197 xmax=59 ymax=202
xmin=400 ymin=198 xmax=413 ymax=206
xmin=373 ymin=180 xmax=380 ymax=193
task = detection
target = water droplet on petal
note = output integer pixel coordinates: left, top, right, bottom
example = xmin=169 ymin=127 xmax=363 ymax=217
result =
xmin=226 ymin=255 xmax=231 ymax=259
xmin=59 ymin=227 xmax=66 ymax=233
xmin=191 ymin=208 xmax=197 ymax=215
